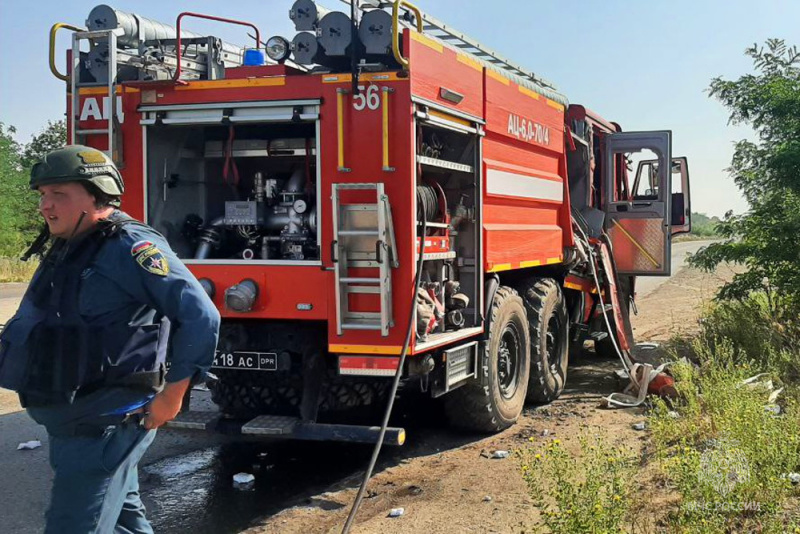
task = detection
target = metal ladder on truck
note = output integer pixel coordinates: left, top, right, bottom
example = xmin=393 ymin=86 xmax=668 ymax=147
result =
xmin=69 ymin=27 xmax=124 ymax=164
xmin=332 ymin=183 xmax=398 ymax=337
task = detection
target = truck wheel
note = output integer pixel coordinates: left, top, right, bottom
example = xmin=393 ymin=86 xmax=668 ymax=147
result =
xmin=595 ymin=276 xmax=634 ymax=359
xmin=523 ymin=278 xmax=569 ymax=403
xmin=445 ymin=286 xmax=530 ymax=432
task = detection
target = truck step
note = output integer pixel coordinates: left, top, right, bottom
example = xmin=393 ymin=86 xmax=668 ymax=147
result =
xmin=165 ymin=410 xmax=406 ymax=445
xmin=242 ymin=415 xmax=298 ymax=435
xmin=167 ymin=411 xmax=221 ymax=430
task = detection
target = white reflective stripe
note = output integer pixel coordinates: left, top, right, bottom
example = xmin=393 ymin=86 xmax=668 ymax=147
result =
xmin=486 ymin=168 xmax=563 ymax=202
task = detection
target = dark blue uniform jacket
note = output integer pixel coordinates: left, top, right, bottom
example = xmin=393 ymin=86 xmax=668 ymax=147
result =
xmin=1 ymin=211 xmax=220 ymax=431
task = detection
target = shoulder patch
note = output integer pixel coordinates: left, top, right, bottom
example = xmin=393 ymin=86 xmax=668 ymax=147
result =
xmin=131 ymin=240 xmax=170 ymax=276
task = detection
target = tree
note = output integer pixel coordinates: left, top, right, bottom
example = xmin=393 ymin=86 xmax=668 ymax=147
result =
xmin=0 ymin=123 xmax=37 ymax=256
xmin=22 ymin=119 xmax=67 ymax=169
xmin=690 ymin=40 xmax=800 ymax=317
xmin=0 ymin=120 xmax=67 ymax=257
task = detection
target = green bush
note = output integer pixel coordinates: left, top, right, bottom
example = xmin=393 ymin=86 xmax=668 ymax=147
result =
xmin=519 ymin=436 xmax=636 ymax=533
xmin=699 ymin=295 xmax=800 ymax=382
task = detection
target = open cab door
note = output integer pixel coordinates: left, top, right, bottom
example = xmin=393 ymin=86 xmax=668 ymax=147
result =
xmin=602 ymin=131 xmax=673 ymax=276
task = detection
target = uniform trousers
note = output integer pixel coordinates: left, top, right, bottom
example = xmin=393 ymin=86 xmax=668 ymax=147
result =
xmin=45 ymin=420 xmax=156 ymax=534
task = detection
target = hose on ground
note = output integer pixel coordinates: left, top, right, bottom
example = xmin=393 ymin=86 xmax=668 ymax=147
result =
xmin=341 ymin=196 xmax=429 ymax=533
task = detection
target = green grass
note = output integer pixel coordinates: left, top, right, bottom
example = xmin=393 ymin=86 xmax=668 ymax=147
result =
xmin=649 ymin=342 xmax=800 ymax=532
xmin=518 ymin=295 xmax=800 ymax=533
xmin=0 ymin=257 xmax=38 ymax=283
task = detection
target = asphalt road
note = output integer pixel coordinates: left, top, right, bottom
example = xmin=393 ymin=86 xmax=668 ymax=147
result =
xmin=0 ymin=240 xmax=713 ymax=533
xmin=634 ymin=239 xmax=715 ymax=298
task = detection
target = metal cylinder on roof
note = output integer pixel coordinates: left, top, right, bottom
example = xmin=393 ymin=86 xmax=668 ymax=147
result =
xmin=86 ymin=4 xmax=243 ymax=58
xmin=291 ymin=32 xmax=322 ymax=66
xmin=358 ymin=9 xmax=393 ymax=56
xmin=317 ymin=11 xmax=353 ymax=57
xmin=289 ymin=0 xmax=330 ymax=32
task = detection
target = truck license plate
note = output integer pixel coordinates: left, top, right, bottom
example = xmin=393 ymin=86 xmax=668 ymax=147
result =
xmin=212 ymin=351 xmax=278 ymax=371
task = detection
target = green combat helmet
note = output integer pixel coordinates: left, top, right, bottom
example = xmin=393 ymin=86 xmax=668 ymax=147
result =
xmin=30 ymin=145 xmax=124 ymax=196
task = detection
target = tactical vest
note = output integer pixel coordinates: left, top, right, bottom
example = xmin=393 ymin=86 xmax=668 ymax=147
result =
xmin=0 ymin=217 xmax=169 ymax=406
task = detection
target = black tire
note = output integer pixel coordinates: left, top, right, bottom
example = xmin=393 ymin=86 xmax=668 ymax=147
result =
xmin=445 ymin=286 xmax=531 ymax=432
xmin=595 ymin=276 xmax=634 ymax=359
xmin=523 ymin=278 xmax=569 ymax=403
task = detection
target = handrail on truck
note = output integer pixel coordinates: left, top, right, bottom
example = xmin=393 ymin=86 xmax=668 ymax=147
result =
xmin=392 ymin=0 xmax=422 ymax=69
xmin=174 ymin=12 xmax=261 ymax=83
xmin=49 ymin=23 xmax=84 ymax=82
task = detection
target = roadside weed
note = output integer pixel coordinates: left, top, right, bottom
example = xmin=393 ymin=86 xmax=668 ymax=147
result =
xmin=0 ymin=257 xmax=38 ymax=283
xmin=519 ymin=435 xmax=636 ymax=533
xmin=650 ymin=340 xmax=800 ymax=531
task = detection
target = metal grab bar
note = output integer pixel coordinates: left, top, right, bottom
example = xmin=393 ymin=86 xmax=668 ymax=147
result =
xmin=336 ymin=88 xmax=350 ymax=172
xmin=391 ymin=0 xmax=422 ymax=69
xmin=49 ymin=22 xmax=84 ymax=82
xmin=382 ymin=86 xmax=395 ymax=171
xmin=173 ymin=12 xmax=261 ymax=82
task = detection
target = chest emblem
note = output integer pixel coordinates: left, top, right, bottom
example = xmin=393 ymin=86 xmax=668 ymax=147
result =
xmin=131 ymin=240 xmax=170 ymax=277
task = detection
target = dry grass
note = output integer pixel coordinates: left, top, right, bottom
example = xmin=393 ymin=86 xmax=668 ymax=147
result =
xmin=0 ymin=257 xmax=38 ymax=283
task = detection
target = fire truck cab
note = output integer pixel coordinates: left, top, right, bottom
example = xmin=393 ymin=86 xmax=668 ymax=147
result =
xmin=52 ymin=1 xmax=691 ymax=444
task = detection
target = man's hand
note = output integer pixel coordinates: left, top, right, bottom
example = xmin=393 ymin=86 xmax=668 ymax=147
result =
xmin=142 ymin=378 xmax=191 ymax=430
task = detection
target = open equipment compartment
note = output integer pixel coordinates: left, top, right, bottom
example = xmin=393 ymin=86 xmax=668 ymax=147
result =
xmin=141 ymin=100 xmax=321 ymax=264
xmin=414 ymin=111 xmax=482 ymax=348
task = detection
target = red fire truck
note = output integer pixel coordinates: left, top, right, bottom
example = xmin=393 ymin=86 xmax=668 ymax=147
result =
xmin=50 ymin=1 xmax=690 ymax=445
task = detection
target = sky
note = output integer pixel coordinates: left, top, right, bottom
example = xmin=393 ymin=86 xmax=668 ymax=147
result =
xmin=1 ymin=0 xmax=798 ymax=217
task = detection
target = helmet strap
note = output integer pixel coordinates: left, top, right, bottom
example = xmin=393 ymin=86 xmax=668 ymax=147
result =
xmin=20 ymin=224 xmax=51 ymax=262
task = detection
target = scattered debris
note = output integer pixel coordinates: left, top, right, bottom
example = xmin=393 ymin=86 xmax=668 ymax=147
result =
xmin=667 ymin=411 xmax=681 ymax=419
xmin=491 ymin=450 xmax=510 ymax=459
xmin=482 ymin=495 xmax=493 ymax=502
xmin=632 ymin=422 xmax=647 ymax=431
xmin=540 ymin=429 xmax=550 ymax=437
xmin=233 ymin=472 xmax=255 ymax=490
xmin=388 ymin=507 xmax=405 ymax=518
xmin=767 ymin=387 xmax=784 ymax=404
xmin=764 ymin=404 xmax=782 ymax=415
xmin=782 ymin=473 xmax=800 ymax=485
xmin=741 ymin=373 xmax=771 ymax=387
xmin=17 ymin=440 xmax=42 ymax=451
xmin=740 ymin=373 xmax=766 ymax=384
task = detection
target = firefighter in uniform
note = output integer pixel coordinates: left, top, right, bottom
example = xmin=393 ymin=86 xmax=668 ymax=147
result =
xmin=0 ymin=145 xmax=221 ymax=533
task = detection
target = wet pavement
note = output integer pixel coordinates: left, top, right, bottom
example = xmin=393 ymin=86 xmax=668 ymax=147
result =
xmin=141 ymin=393 xmax=475 ymax=533
xmin=142 ymin=440 xmax=371 ymax=533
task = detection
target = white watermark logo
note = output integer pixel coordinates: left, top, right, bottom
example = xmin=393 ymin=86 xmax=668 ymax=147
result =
xmin=697 ymin=438 xmax=750 ymax=496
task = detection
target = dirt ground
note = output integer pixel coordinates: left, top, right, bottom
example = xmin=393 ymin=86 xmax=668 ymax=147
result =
xmin=245 ymin=265 xmax=734 ymax=534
